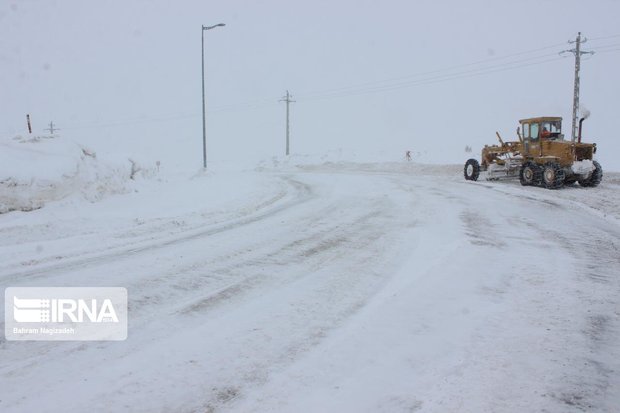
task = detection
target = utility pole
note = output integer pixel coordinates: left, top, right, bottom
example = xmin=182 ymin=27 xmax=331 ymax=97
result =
xmin=44 ymin=121 xmax=60 ymax=134
xmin=561 ymin=32 xmax=594 ymax=142
xmin=279 ymin=90 xmax=295 ymax=156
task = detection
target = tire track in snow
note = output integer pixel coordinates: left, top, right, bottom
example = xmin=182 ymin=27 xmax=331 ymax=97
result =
xmin=0 ymin=177 xmax=402 ymax=379
xmin=0 ymin=177 xmax=312 ymax=283
xmin=430 ymin=178 xmax=620 ymax=413
xmin=3 ymin=166 xmax=618 ymax=413
xmin=522 ymin=219 xmax=620 ymax=412
xmin=1 ymin=172 xmax=422 ymax=413
xmin=176 ymin=208 xmax=384 ymax=317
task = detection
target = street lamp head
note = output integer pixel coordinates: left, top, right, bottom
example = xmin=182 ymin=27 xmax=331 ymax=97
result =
xmin=203 ymin=23 xmax=226 ymax=30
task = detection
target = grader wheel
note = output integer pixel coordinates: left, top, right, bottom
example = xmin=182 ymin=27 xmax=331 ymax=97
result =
xmin=542 ymin=162 xmax=565 ymax=190
xmin=578 ymin=160 xmax=603 ymax=188
xmin=464 ymin=159 xmax=480 ymax=181
xmin=519 ymin=162 xmax=542 ymax=186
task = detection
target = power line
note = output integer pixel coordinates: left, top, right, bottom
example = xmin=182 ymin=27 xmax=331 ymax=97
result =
xmin=587 ymin=33 xmax=620 ymax=42
xmin=61 ymin=98 xmax=281 ymax=130
xmin=596 ymin=48 xmax=620 ymax=55
xmin=53 ymin=35 xmax=615 ymax=131
xmin=295 ymin=41 xmax=567 ymax=99
xmin=297 ymin=54 xmax=565 ymax=102
xmin=590 ymin=42 xmax=620 ymax=50
xmin=62 ymin=112 xmax=200 ymax=130
xmin=59 ymin=55 xmax=566 ymax=130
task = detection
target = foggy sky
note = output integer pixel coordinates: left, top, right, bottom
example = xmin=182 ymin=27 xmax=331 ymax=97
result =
xmin=2 ymin=0 xmax=619 ymax=171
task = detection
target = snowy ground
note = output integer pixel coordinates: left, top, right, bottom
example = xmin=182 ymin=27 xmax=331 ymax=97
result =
xmin=0 ymin=135 xmax=159 ymax=214
xmin=1 ymin=160 xmax=619 ymax=413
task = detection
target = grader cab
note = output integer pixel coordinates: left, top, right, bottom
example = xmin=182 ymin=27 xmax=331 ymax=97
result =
xmin=464 ymin=116 xmax=602 ymax=189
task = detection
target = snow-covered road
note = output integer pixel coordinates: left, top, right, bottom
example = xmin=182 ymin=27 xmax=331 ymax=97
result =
xmin=1 ymin=163 xmax=619 ymax=412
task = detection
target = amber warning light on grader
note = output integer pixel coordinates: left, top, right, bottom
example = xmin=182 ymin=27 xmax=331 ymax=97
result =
xmin=464 ymin=116 xmax=602 ymax=190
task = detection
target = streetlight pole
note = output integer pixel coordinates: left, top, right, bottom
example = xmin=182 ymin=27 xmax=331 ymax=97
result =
xmin=201 ymin=23 xmax=225 ymax=169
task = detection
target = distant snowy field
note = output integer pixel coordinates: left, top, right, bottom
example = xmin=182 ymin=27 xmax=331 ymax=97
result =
xmin=1 ymin=136 xmax=619 ymax=413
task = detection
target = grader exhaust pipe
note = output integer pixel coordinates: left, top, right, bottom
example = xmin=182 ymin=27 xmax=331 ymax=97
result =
xmin=578 ymin=117 xmax=585 ymax=143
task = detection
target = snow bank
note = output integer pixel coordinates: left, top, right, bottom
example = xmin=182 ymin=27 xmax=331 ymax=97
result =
xmin=256 ymin=148 xmax=434 ymax=170
xmin=0 ymin=135 xmax=158 ymax=213
xmin=256 ymin=151 xmax=461 ymax=177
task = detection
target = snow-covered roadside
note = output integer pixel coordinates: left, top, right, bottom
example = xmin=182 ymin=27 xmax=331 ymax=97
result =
xmin=0 ymin=135 xmax=302 ymax=274
xmin=0 ymin=169 xmax=300 ymax=280
xmin=0 ymin=135 xmax=155 ymax=213
xmin=0 ymin=161 xmax=619 ymax=413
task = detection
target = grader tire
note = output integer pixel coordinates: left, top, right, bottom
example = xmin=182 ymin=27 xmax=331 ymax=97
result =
xmin=578 ymin=160 xmax=603 ymax=188
xmin=542 ymin=162 xmax=565 ymax=190
xmin=464 ymin=159 xmax=480 ymax=181
xmin=519 ymin=162 xmax=542 ymax=186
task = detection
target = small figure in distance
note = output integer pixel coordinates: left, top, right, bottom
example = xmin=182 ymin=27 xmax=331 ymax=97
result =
xmin=405 ymin=150 xmax=412 ymax=162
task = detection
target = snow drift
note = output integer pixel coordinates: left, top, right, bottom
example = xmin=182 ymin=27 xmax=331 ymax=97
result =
xmin=0 ymin=135 xmax=158 ymax=213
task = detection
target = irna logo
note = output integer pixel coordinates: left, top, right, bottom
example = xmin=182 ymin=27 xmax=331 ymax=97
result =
xmin=5 ymin=287 xmax=127 ymax=341
xmin=13 ymin=297 xmax=119 ymax=323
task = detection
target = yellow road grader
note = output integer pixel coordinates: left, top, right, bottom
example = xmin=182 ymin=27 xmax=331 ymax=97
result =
xmin=464 ymin=116 xmax=602 ymax=189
